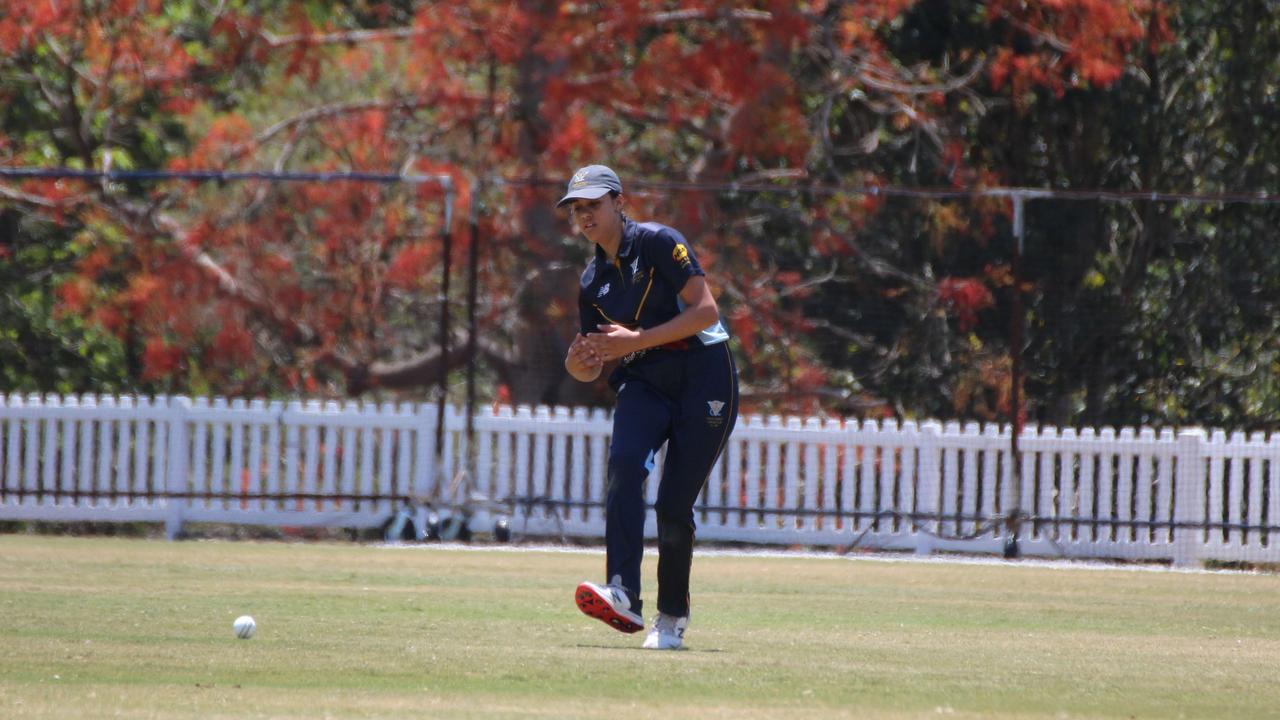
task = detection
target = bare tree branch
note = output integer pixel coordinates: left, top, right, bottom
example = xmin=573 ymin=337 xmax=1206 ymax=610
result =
xmin=993 ymin=8 xmax=1073 ymax=53
xmin=607 ymin=99 xmax=721 ymax=143
xmin=853 ymin=58 xmax=986 ymax=97
xmin=738 ymin=385 xmax=888 ymax=411
xmin=0 ymin=183 xmax=83 ymax=208
xmin=570 ymin=8 xmax=774 ymax=49
xmin=260 ymin=27 xmax=429 ymax=48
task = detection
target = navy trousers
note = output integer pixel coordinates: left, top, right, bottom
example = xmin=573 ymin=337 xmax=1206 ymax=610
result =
xmin=605 ymin=341 xmax=738 ymax=618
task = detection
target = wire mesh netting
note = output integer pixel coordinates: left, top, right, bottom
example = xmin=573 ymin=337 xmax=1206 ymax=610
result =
xmin=6 ymin=168 xmax=1280 ymax=561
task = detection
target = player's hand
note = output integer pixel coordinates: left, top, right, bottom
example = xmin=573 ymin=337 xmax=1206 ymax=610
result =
xmin=566 ymin=333 xmax=603 ymax=378
xmin=590 ymin=324 xmax=643 ymax=361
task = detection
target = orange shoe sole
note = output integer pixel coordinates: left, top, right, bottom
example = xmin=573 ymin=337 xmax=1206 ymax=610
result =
xmin=575 ymin=582 xmax=644 ymax=634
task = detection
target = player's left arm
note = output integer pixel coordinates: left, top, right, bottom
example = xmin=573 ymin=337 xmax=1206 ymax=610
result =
xmin=590 ymin=276 xmax=719 ymax=361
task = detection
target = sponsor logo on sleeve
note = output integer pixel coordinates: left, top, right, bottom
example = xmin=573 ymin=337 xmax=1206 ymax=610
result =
xmin=672 ymin=243 xmax=692 ymax=269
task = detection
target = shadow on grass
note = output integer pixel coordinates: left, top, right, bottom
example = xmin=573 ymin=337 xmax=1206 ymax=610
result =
xmin=573 ymin=643 xmax=725 ymax=653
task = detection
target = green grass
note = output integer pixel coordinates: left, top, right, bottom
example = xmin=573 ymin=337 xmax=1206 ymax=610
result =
xmin=3 ymin=535 xmax=1280 ymax=719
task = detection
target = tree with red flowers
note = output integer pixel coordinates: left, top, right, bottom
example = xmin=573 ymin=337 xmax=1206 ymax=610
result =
xmin=20 ymin=1 xmax=1280 ymax=432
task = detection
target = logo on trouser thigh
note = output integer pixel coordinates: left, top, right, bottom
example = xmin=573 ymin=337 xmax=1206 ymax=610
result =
xmin=707 ymin=400 xmax=725 ymax=427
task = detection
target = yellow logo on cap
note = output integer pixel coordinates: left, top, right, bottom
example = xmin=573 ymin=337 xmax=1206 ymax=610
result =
xmin=570 ymin=168 xmax=590 ymax=189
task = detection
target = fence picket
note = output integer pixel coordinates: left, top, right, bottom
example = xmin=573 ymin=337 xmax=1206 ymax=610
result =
xmin=360 ymin=417 xmax=373 ymax=507
xmin=551 ymin=407 xmax=569 ymax=517
xmin=5 ymin=397 xmax=21 ymax=502
xmin=149 ymin=398 xmax=168 ymax=509
xmin=532 ymin=406 xmax=552 ymax=510
xmin=496 ymin=406 xmax=514 ymax=511
xmin=962 ymin=422 xmax=980 ymax=536
xmin=475 ymin=407 xmax=494 ymax=503
xmin=76 ymin=394 xmax=97 ymax=502
xmin=861 ymin=422 xmax=880 ymax=532
xmin=377 ymin=411 xmax=394 ymax=513
xmin=898 ymin=421 xmax=918 ymax=533
xmin=1154 ymin=429 xmax=1175 ymax=544
xmin=265 ymin=402 xmax=282 ymax=512
xmin=1247 ymin=432 xmax=1265 ymax=547
xmin=746 ymin=416 xmax=765 ymax=528
xmin=134 ymin=399 xmax=153 ymax=506
xmin=1269 ymin=435 xmax=1280 ymax=549
xmin=229 ymin=399 xmax=246 ymax=510
xmin=1138 ymin=430 xmax=1158 ymax=540
xmin=942 ymin=422 xmax=961 ymax=536
xmin=116 ymin=397 xmax=134 ymax=507
xmin=764 ymin=416 xmax=782 ymax=530
xmin=1116 ymin=428 xmax=1137 ymax=543
xmin=821 ymin=418 xmax=840 ymax=533
xmin=245 ymin=402 xmax=265 ymax=511
xmin=394 ymin=403 xmax=414 ymax=516
xmin=1096 ymin=428 xmax=1116 ymax=542
xmin=1058 ymin=428 xmax=1078 ymax=542
xmin=56 ymin=394 xmax=75 ymax=502
xmin=1079 ymin=428 xmax=1097 ymax=542
xmin=1228 ymin=431 xmax=1246 ymax=547
xmin=1036 ymin=427 xmax=1055 ymax=539
xmin=44 ymin=396 xmax=60 ymax=504
xmin=302 ymin=404 xmax=321 ymax=512
xmin=284 ymin=401 xmax=302 ymax=511
xmin=165 ymin=397 xmax=190 ymax=536
xmin=95 ymin=397 xmax=115 ymax=504
xmin=801 ymin=418 xmax=821 ymax=532
xmin=209 ymin=399 xmax=227 ymax=510
xmin=514 ymin=407 xmax=532 ymax=508
xmin=425 ymin=405 xmax=442 ymax=500
xmin=784 ymin=418 xmax=801 ymax=531
xmin=917 ymin=422 xmax=942 ymax=540
xmin=1207 ymin=430 xmax=1227 ymax=545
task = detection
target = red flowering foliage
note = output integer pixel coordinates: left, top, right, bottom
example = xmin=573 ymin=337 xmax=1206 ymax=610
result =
xmin=987 ymin=0 xmax=1170 ymax=101
xmin=141 ymin=337 xmax=183 ymax=381
xmin=0 ymin=0 xmax=1175 ymax=412
xmin=938 ymin=277 xmax=996 ymax=332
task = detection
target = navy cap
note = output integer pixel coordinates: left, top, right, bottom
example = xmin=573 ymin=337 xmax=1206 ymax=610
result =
xmin=556 ymin=165 xmax=623 ymax=207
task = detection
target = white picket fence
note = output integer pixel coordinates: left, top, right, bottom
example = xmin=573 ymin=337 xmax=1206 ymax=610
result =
xmin=3 ymin=393 xmax=1280 ymax=566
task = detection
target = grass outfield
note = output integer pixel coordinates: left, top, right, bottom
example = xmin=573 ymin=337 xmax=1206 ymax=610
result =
xmin=3 ymin=536 xmax=1280 ymax=719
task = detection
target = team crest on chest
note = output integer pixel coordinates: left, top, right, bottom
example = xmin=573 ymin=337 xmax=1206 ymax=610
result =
xmin=597 ymin=282 xmax=611 ymax=298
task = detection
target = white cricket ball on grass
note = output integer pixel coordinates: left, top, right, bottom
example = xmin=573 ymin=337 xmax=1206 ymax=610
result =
xmin=233 ymin=615 xmax=256 ymax=640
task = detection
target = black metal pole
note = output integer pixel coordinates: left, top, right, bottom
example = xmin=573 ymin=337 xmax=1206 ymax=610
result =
xmin=435 ymin=222 xmax=453 ymax=461
xmin=465 ymin=188 xmax=481 ymax=448
xmin=1005 ymin=195 xmax=1027 ymax=559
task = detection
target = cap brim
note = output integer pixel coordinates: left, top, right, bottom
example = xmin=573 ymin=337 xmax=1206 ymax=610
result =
xmin=556 ymin=186 xmax=613 ymax=208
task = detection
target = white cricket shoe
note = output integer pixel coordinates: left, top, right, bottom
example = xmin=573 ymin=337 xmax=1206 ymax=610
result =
xmin=575 ymin=578 xmax=644 ymax=634
xmin=642 ymin=612 xmax=689 ymax=650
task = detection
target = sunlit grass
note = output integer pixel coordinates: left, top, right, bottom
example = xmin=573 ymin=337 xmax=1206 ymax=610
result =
xmin=3 ymin=535 xmax=1280 ymax=719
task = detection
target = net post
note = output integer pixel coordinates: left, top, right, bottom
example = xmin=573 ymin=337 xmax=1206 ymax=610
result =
xmin=465 ymin=182 xmax=482 ymax=461
xmin=403 ymin=173 xmax=456 ymax=475
xmin=1004 ymin=193 xmax=1028 ymax=559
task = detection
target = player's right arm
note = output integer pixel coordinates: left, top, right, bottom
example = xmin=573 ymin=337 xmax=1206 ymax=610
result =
xmin=565 ymin=332 xmax=603 ymax=382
